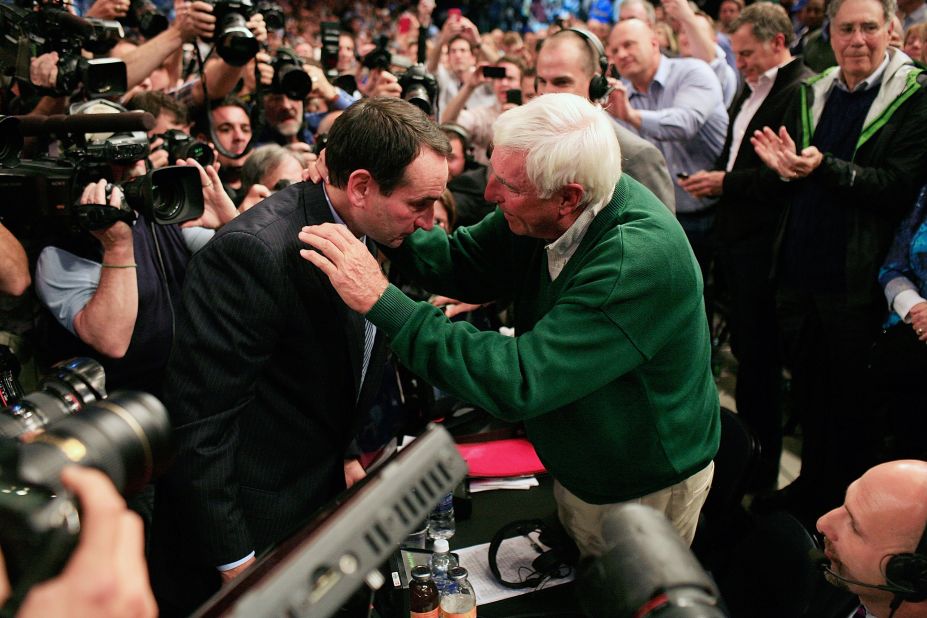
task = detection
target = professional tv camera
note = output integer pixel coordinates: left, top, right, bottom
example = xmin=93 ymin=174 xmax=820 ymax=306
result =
xmin=0 ymin=358 xmax=172 ymax=595
xmin=0 ymin=107 xmax=204 ymax=242
xmin=270 ymin=48 xmax=311 ymax=101
xmin=0 ymin=0 xmax=127 ymax=98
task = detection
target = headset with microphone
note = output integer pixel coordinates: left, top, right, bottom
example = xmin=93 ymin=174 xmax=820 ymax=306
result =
xmin=811 ymin=522 xmax=927 ymax=614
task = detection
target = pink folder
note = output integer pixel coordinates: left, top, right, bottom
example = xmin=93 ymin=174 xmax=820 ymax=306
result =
xmin=455 ymin=438 xmax=547 ymax=478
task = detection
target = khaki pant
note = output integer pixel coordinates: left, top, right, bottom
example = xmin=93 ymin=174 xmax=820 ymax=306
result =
xmin=553 ymin=460 xmax=715 ymax=557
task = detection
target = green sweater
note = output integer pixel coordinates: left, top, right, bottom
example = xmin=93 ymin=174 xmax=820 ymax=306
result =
xmin=368 ymin=175 xmax=720 ymax=504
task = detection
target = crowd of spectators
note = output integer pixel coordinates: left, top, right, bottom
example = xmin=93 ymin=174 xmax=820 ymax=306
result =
xmin=2 ymin=0 xmax=927 ymax=614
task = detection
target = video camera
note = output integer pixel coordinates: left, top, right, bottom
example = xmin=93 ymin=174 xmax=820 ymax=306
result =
xmin=0 ymin=0 xmax=127 ymax=98
xmin=0 ymin=109 xmax=204 ymax=242
xmin=270 ymin=48 xmax=311 ymax=101
xmin=0 ymin=357 xmax=172 ymax=596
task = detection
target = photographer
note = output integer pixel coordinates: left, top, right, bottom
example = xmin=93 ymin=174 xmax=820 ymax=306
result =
xmin=199 ymin=95 xmax=251 ymax=197
xmin=126 ymin=90 xmax=193 ymax=170
xmin=0 ymin=466 xmax=157 ymax=618
xmin=33 ymin=158 xmax=236 ymax=399
xmin=118 ymin=0 xmax=268 ymax=107
xmin=258 ymin=58 xmax=356 ymax=157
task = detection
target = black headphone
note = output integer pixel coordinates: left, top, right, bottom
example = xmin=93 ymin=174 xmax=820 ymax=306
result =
xmin=536 ymin=28 xmax=610 ymax=101
xmin=884 ymin=522 xmax=927 ymax=602
xmin=439 ymin=122 xmax=477 ymax=171
xmin=488 ymin=519 xmax=578 ymax=589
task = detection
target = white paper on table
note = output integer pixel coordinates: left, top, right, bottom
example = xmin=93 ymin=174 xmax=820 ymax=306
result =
xmin=454 ymin=532 xmax=574 ymax=605
xmin=469 ymin=476 xmax=539 ymax=493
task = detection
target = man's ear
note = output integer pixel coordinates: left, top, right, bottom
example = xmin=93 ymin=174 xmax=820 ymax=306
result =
xmin=346 ymin=169 xmax=374 ymax=208
xmin=558 ymin=183 xmax=586 ymax=216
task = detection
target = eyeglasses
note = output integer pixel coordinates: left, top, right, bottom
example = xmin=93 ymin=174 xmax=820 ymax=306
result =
xmin=833 ymin=21 xmax=886 ymax=38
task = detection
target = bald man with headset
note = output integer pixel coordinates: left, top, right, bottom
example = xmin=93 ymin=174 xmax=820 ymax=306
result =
xmin=816 ymin=460 xmax=927 ymax=618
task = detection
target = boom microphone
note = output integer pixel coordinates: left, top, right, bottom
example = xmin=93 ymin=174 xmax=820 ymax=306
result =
xmin=14 ymin=112 xmax=155 ymax=137
xmin=809 ymin=548 xmax=906 ymax=594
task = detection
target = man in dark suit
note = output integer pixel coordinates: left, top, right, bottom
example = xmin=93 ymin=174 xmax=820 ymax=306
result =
xmin=679 ymin=3 xmax=813 ymax=490
xmin=149 ymin=97 xmax=451 ymax=616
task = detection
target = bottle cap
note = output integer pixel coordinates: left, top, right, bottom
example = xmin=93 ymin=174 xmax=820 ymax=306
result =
xmin=432 ymin=538 xmax=449 ymax=553
xmin=411 ymin=565 xmax=433 ymax=581
xmin=448 ymin=566 xmax=468 ymax=580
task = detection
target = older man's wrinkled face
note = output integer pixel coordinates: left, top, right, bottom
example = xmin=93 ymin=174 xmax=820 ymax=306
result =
xmin=264 ymin=93 xmax=304 ymax=137
xmin=830 ymin=0 xmax=891 ymax=88
xmin=484 ymin=147 xmax=562 ymax=241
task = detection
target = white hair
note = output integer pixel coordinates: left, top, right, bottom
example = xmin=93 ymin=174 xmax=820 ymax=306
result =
xmin=491 ymin=93 xmax=622 ymax=207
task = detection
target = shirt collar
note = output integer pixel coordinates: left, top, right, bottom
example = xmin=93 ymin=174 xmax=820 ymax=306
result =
xmin=544 ymin=196 xmax=608 ymax=280
xmin=749 ymin=58 xmax=791 ymax=88
xmin=652 ymin=55 xmax=670 ymax=88
xmin=836 ymin=52 xmax=889 ymax=92
xmin=323 ymin=183 xmax=366 ymax=243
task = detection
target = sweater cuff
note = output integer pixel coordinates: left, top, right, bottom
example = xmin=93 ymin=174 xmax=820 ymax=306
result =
xmin=366 ymin=284 xmax=419 ymax=337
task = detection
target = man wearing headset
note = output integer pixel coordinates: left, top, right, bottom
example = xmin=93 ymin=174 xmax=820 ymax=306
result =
xmin=817 ymin=460 xmax=927 ymax=618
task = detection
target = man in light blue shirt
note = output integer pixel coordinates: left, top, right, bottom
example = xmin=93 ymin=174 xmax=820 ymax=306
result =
xmin=605 ymin=17 xmax=728 ymax=273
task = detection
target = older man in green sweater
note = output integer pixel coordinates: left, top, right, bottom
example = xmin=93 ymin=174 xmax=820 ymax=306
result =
xmin=301 ymin=94 xmax=720 ymax=555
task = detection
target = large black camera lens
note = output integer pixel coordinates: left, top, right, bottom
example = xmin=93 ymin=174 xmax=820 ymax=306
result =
xmin=0 ymin=358 xmax=106 ymax=440
xmin=404 ymin=84 xmax=432 ymax=115
xmin=274 ymin=63 xmax=312 ymax=101
xmin=122 ymin=165 xmax=204 ymax=225
xmin=216 ymin=12 xmax=259 ymax=67
xmin=17 ymin=390 xmax=172 ymax=495
xmin=0 ymin=390 xmax=172 ymax=591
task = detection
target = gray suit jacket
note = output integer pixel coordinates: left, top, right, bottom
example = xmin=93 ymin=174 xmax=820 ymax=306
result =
xmin=614 ymin=122 xmax=676 ymax=213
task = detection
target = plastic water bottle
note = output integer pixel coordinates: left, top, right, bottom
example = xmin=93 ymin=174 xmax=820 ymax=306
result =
xmin=429 ymin=538 xmax=457 ymax=593
xmin=427 ymin=492 xmax=455 ymax=540
xmin=439 ymin=566 xmax=476 ymax=618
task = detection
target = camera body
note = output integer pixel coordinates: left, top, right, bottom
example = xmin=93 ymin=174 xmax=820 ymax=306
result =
xmin=255 ymin=0 xmax=284 ymax=30
xmin=270 ymin=48 xmax=312 ymax=101
xmin=362 ymin=35 xmax=392 ymax=72
xmin=121 ymin=0 xmax=168 ymax=38
xmin=398 ymin=64 xmax=439 ymax=117
xmin=206 ymin=0 xmax=259 ymax=67
xmin=319 ymin=21 xmax=342 ymax=78
xmin=0 ymin=1 xmax=127 ymax=98
xmin=157 ymin=129 xmax=215 ymax=167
